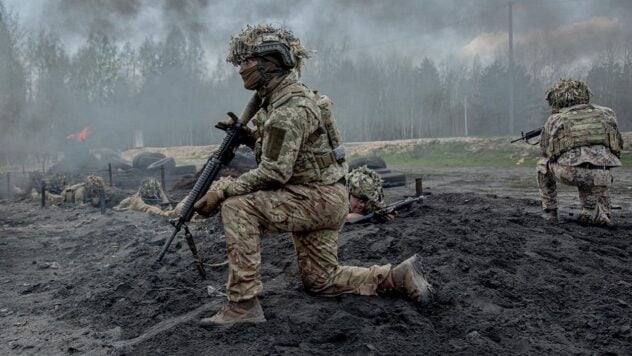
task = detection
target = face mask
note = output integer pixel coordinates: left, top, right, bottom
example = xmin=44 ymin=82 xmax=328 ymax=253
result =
xmin=240 ymin=65 xmax=262 ymax=90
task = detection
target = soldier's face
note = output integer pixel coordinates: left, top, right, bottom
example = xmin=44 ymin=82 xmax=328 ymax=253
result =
xmin=238 ymin=58 xmax=258 ymax=73
xmin=349 ymin=195 xmax=369 ymax=214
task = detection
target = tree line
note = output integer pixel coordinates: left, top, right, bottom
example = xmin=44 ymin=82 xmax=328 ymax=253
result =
xmin=1 ymin=3 xmax=631 ymax=165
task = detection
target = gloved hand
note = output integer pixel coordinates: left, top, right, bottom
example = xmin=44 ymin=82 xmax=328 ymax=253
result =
xmin=214 ymin=112 xmax=239 ymax=131
xmin=194 ymin=190 xmax=225 ymax=217
xmin=215 ymin=112 xmax=258 ymax=147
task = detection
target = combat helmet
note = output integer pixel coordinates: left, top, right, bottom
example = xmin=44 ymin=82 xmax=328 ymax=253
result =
xmin=545 ymin=79 xmax=591 ymax=110
xmin=84 ymin=175 xmax=105 ymax=199
xmin=226 ymin=24 xmax=310 ymax=73
xmin=347 ymin=166 xmax=385 ymax=212
xmin=139 ymin=178 xmax=164 ymax=205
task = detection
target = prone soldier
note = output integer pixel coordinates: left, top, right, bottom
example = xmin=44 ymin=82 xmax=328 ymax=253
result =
xmin=346 ymin=166 xmax=394 ymax=222
xmin=60 ymin=175 xmax=106 ymax=207
xmin=114 ymin=178 xmax=174 ymax=217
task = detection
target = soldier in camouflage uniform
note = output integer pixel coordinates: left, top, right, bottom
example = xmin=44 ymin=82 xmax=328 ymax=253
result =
xmin=346 ymin=166 xmax=395 ymax=222
xmin=114 ymin=178 xmax=173 ymax=217
xmin=26 ymin=172 xmax=64 ymax=203
xmin=194 ymin=24 xmax=433 ymax=327
xmin=60 ymin=175 xmax=106 ymax=207
xmin=537 ymin=79 xmax=623 ymax=225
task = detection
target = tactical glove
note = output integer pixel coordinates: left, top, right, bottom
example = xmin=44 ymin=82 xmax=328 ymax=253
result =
xmin=194 ymin=190 xmax=225 ymax=217
xmin=215 ymin=112 xmax=259 ymax=148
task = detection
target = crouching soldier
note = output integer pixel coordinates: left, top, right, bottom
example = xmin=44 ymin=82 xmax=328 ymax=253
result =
xmin=538 ymin=79 xmax=624 ymax=226
xmin=193 ymin=24 xmax=433 ymax=328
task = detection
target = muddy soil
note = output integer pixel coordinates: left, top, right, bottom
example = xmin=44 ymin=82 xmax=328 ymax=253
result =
xmin=1 ymin=167 xmax=631 ymax=355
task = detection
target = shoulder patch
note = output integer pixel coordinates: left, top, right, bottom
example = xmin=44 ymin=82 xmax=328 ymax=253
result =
xmin=265 ymin=126 xmax=287 ymax=161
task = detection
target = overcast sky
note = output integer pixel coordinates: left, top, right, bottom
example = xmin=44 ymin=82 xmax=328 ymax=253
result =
xmin=4 ymin=0 xmax=632 ymax=68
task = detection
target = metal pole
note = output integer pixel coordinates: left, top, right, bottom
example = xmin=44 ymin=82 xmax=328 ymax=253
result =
xmin=108 ymin=163 xmax=113 ymax=187
xmin=415 ymin=177 xmax=423 ymax=197
xmin=464 ymin=96 xmax=468 ymax=137
xmin=40 ymin=180 xmax=46 ymax=208
xmin=508 ymin=1 xmax=515 ymax=134
xmin=160 ymin=166 xmax=166 ymax=192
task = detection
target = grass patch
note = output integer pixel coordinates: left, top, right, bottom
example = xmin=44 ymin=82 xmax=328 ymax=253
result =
xmin=366 ymin=139 xmax=632 ymax=169
xmin=379 ymin=140 xmax=539 ymax=168
xmin=619 ymin=153 xmax=632 ymax=167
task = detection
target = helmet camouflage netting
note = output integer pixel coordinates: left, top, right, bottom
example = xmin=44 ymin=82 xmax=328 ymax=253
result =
xmin=139 ymin=178 xmax=164 ymax=203
xmin=545 ymin=79 xmax=591 ymax=110
xmin=84 ymin=175 xmax=105 ymax=198
xmin=346 ymin=166 xmax=385 ymax=212
xmin=226 ymin=24 xmax=311 ymax=72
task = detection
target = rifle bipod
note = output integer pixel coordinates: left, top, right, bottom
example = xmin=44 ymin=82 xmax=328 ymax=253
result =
xmin=157 ymin=220 xmax=207 ymax=280
xmin=183 ymin=225 xmax=207 ymax=279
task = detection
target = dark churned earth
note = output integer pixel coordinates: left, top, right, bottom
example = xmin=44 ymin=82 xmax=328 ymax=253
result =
xmin=1 ymin=166 xmax=631 ymax=355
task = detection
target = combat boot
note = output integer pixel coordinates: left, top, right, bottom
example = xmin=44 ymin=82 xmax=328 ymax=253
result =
xmin=592 ymin=204 xmax=612 ymax=227
xmin=541 ymin=208 xmax=558 ymax=222
xmin=199 ymin=297 xmax=266 ymax=328
xmin=377 ymin=254 xmax=433 ymax=305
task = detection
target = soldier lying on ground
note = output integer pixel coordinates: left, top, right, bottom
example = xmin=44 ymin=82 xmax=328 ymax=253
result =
xmin=537 ymin=79 xmax=624 ymax=226
xmin=114 ymin=178 xmax=174 ymax=217
xmin=59 ymin=175 xmax=106 ymax=207
xmin=345 ymin=166 xmax=394 ymax=223
xmin=192 ymin=24 xmax=433 ymax=328
xmin=28 ymin=174 xmax=103 ymax=206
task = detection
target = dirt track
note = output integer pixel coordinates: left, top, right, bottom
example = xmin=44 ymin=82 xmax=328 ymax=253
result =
xmin=1 ymin=166 xmax=631 ymax=355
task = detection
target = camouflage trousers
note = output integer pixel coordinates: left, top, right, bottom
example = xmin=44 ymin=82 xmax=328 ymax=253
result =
xmin=537 ymin=162 xmax=612 ymax=216
xmin=220 ymin=183 xmax=391 ymax=302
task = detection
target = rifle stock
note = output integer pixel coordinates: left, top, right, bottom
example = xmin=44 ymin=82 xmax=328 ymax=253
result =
xmin=156 ymin=94 xmax=261 ymax=278
xmin=346 ymin=196 xmax=423 ymax=225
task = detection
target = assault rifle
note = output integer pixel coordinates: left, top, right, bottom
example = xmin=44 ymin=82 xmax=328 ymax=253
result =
xmin=511 ymin=127 xmax=543 ymax=144
xmin=346 ymin=196 xmax=424 ymax=225
xmin=156 ymin=94 xmax=261 ymax=279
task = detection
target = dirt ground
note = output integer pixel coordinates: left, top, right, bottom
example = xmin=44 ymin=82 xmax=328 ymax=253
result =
xmin=1 ymin=165 xmax=631 ymax=355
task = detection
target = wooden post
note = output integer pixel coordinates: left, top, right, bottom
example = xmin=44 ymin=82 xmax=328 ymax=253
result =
xmin=160 ymin=166 xmax=166 ymax=192
xmin=415 ymin=177 xmax=423 ymax=197
xmin=40 ymin=180 xmax=46 ymax=208
xmin=108 ymin=163 xmax=113 ymax=187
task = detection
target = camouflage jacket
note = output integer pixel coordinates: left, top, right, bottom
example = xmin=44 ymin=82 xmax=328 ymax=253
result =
xmin=538 ymin=104 xmax=623 ymax=169
xmin=224 ymin=72 xmax=347 ymax=197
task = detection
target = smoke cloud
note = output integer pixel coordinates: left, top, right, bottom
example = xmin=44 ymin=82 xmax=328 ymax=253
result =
xmin=5 ymin=0 xmax=631 ymax=67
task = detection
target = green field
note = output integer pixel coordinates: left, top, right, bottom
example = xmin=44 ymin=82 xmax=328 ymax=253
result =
xmin=366 ymin=140 xmax=632 ymax=168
